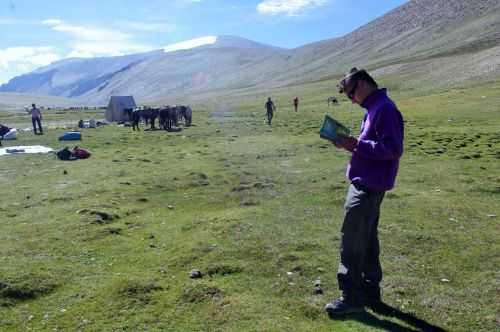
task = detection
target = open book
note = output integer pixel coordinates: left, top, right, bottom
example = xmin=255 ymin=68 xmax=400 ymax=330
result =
xmin=319 ymin=114 xmax=351 ymax=144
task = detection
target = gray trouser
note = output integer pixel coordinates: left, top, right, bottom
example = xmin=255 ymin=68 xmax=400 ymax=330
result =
xmin=32 ymin=117 xmax=43 ymax=133
xmin=337 ymin=183 xmax=385 ymax=304
xmin=266 ymin=111 xmax=273 ymax=124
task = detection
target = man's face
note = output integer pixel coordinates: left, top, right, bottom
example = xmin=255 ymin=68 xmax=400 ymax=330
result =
xmin=344 ymin=80 xmax=360 ymax=104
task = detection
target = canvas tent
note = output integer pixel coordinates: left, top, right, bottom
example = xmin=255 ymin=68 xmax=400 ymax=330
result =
xmin=106 ymin=96 xmax=137 ymax=122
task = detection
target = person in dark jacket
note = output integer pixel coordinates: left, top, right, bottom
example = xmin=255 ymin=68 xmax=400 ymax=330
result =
xmin=265 ymin=97 xmax=276 ymax=125
xmin=293 ymin=96 xmax=299 ymax=112
xmin=324 ymin=68 xmax=404 ymax=317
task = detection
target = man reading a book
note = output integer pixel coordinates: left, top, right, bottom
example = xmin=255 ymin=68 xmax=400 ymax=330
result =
xmin=324 ymin=68 xmax=404 ymax=317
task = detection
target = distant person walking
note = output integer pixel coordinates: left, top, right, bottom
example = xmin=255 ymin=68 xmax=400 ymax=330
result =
xmin=265 ymin=97 xmax=276 ymax=125
xmin=324 ymin=68 xmax=404 ymax=317
xmin=30 ymin=103 xmax=43 ymax=135
xmin=293 ymin=96 xmax=299 ymax=112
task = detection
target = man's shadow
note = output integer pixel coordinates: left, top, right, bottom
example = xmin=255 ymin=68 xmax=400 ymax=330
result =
xmin=328 ymin=302 xmax=447 ymax=332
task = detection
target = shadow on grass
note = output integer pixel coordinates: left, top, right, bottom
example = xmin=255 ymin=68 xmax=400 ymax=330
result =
xmin=328 ymin=302 xmax=447 ymax=332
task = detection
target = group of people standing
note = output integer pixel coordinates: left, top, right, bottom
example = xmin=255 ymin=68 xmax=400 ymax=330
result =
xmin=264 ymin=96 xmax=300 ymax=125
xmin=24 ymin=69 xmax=405 ymax=321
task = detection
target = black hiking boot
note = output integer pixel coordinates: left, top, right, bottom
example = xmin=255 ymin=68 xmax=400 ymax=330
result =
xmin=324 ymin=297 xmax=364 ymax=317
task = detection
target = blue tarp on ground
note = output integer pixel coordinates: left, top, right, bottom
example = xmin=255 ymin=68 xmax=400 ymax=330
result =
xmin=59 ymin=131 xmax=82 ymax=141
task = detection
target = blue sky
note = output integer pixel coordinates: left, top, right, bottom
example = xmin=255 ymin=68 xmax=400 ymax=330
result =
xmin=0 ymin=0 xmax=407 ymax=84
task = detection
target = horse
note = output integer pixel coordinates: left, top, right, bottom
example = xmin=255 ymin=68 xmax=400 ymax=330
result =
xmin=176 ymin=106 xmax=193 ymax=126
xmin=124 ymin=108 xmax=143 ymax=131
xmin=131 ymin=109 xmax=141 ymax=131
xmin=140 ymin=107 xmax=159 ymax=130
xmin=327 ymin=96 xmax=339 ymax=106
xmin=159 ymin=106 xmax=179 ymax=131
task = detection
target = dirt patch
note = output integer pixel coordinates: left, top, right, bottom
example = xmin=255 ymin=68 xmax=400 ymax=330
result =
xmin=180 ymin=284 xmax=223 ymax=303
xmin=206 ymin=264 xmax=243 ymax=277
xmin=116 ymin=280 xmax=163 ymax=304
xmin=188 ymin=172 xmax=210 ymax=186
xmin=277 ymin=253 xmax=300 ymax=267
xmin=77 ymin=209 xmax=120 ymax=224
xmin=0 ymin=277 xmax=58 ymax=306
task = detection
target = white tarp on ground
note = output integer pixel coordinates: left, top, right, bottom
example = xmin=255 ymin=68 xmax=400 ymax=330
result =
xmin=0 ymin=145 xmax=53 ymax=156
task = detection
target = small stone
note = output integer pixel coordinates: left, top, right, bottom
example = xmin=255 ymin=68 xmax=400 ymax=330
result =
xmin=487 ymin=214 xmax=497 ymax=218
xmin=189 ymin=269 xmax=202 ymax=279
xmin=314 ymin=279 xmax=321 ymax=287
xmin=440 ymin=278 xmax=450 ymax=283
xmin=63 ymin=170 xmax=68 ymax=175
xmin=317 ymin=267 xmax=325 ymax=273
xmin=167 ymin=205 xmax=174 ymax=209
xmin=148 ymin=234 xmax=155 ymax=239
xmin=286 ymin=272 xmax=293 ymax=276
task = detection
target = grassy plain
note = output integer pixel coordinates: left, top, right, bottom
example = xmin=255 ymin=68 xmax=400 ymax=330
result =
xmin=0 ymin=79 xmax=499 ymax=331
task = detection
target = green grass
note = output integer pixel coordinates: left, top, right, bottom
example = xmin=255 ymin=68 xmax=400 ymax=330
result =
xmin=0 ymin=80 xmax=499 ymax=331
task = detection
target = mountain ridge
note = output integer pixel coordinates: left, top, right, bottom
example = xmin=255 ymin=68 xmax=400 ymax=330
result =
xmin=2 ymin=0 xmax=500 ymax=105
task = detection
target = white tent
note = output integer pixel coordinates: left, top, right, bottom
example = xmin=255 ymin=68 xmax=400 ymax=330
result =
xmin=106 ymin=96 xmax=137 ymax=122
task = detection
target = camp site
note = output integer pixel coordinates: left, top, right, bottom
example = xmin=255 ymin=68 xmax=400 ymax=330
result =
xmin=0 ymin=1 xmax=499 ymax=331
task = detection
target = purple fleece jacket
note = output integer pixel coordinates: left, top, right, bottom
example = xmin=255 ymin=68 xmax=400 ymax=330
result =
xmin=347 ymin=89 xmax=404 ymax=191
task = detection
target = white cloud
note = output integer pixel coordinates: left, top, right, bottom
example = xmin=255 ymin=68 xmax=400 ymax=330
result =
xmin=0 ymin=46 xmax=62 ymax=83
xmin=67 ymin=42 xmax=153 ymax=58
xmin=119 ymin=20 xmax=176 ymax=33
xmin=43 ymin=19 xmax=130 ymax=42
xmin=42 ymin=19 xmax=155 ymax=58
xmin=257 ymin=0 xmax=328 ymax=16
xmin=162 ymin=36 xmax=217 ymax=53
xmin=0 ymin=46 xmax=61 ymax=69
xmin=41 ymin=19 xmax=62 ymax=26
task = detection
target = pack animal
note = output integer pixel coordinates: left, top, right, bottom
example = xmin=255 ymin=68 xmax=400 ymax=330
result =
xmin=176 ymin=106 xmax=193 ymax=126
xmin=140 ymin=107 xmax=160 ymax=130
xmin=126 ymin=107 xmax=159 ymax=130
xmin=327 ymin=96 xmax=339 ymax=106
xmin=159 ymin=106 xmax=178 ymax=131
xmin=131 ymin=109 xmax=141 ymax=131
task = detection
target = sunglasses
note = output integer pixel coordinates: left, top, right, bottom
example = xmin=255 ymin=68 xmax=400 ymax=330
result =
xmin=347 ymin=81 xmax=358 ymax=100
